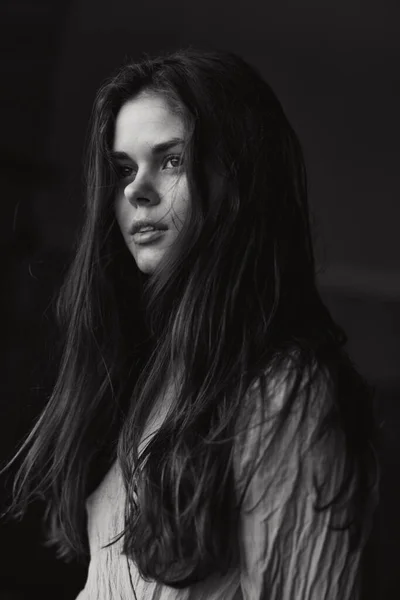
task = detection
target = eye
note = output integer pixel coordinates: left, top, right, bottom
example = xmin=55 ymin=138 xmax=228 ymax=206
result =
xmin=162 ymin=154 xmax=184 ymax=170
xmin=114 ymin=164 xmax=136 ymax=179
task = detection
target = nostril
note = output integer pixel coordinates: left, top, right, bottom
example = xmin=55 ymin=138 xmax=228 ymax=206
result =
xmin=129 ymin=195 xmax=151 ymax=207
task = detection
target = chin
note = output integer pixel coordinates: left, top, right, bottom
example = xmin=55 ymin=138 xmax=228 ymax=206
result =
xmin=136 ymin=263 xmax=157 ymax=274
xmin=134 ymin=252 xmax=163 ymax=274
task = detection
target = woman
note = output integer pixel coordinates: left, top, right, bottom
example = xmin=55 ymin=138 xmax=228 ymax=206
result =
xmin=4 ymin=49 xmax=379 ymax=599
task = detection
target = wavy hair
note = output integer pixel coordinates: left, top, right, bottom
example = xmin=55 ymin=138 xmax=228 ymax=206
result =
xmin=3 ymin=48 xmax=379 ymax=587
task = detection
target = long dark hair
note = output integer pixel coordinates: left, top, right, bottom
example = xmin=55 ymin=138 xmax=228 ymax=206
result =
xmin=3 ymin=48 xmax=379 ymax=587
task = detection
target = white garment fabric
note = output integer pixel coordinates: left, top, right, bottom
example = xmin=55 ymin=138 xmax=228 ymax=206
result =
xmin=76 ymin=374 xmax=375 ymax=599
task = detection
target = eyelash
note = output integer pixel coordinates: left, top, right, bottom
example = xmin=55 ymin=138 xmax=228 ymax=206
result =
xmin=115 ymin=154 xmax=183 ymax=180
xmin=163 ymin=154 xmax=184 ymax=169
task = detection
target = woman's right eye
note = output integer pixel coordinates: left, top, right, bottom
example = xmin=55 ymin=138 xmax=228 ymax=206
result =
xmin=115 ymin=164 xmax=135 ymax=179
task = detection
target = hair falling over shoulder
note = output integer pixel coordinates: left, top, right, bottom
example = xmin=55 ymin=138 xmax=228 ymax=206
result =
xmin=2 ymin=48 xmax=380 ymax=587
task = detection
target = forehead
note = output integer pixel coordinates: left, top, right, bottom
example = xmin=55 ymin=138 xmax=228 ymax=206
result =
xmin=113 ymin=92 xmax=185 ymax=153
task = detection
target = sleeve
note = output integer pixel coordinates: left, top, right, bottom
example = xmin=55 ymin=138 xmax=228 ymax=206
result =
xmin=234 ymin=373 xmax=369 ymax=600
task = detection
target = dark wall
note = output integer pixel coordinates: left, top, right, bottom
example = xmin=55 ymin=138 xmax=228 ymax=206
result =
xmin=1 ymin=0 xmax=399 ymax=598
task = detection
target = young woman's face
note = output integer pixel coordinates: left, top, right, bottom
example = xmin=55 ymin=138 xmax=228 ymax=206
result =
xmin=113 ymin=91 xmax=190 ymax=274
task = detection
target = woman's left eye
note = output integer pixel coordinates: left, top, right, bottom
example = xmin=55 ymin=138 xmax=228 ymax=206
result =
xmin=163 ymin=154 xmax=183 ymax=169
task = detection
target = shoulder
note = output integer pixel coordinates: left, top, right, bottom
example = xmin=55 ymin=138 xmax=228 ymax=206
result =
xmin=233 ymin=357 xmax=344 ymax=505
xmin=235 ymin=355 xmax=335 ymax=449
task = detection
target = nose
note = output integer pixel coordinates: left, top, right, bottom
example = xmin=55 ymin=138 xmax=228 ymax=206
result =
xmin=123 ymin=175 xmax=160 ymax=208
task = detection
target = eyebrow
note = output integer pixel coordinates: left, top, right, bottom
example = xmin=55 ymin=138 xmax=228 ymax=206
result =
xmin=110 ymin=137 xmax=185 ymax=161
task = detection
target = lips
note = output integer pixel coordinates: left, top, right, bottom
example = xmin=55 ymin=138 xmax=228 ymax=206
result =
xmin=130 ymin=220 xmax=168 ymax=245
xmin=130 ymin=220 xmax=168 ymax=235
xmin=132 ymin=229 xmax=166 ymax=245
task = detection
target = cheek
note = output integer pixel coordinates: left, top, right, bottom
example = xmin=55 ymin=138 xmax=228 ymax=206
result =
xmin=171 ymin=178 xmax=190 ymax=218
xmin=114 ymin=195 xmax=127 ymax=231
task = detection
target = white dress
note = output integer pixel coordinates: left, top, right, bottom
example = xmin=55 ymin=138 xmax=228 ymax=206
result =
xmin=75 ymin=375 xmax=376 ymax=599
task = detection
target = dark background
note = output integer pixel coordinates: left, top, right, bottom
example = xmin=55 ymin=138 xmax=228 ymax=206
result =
xmin=1 ymin=0 xmax=399 ymax=598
